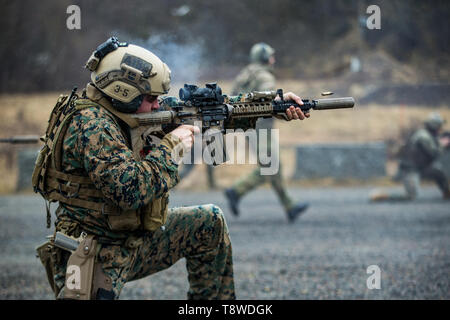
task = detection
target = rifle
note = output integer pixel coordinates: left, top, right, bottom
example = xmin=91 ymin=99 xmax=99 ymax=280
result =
xmin=129 ymin=83 xmax=355 ymax=160
xmin=0 ymin=135 xmax=41 ymax=144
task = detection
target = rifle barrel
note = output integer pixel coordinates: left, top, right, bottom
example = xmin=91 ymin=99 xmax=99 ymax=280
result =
xmin=313 ymin=97 xmax=355 ymax=110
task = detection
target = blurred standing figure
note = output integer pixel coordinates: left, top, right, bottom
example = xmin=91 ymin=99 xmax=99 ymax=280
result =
xmin=178 ymin=151 xmax=216 ymax=189
xmin=224 ymin=43 xmax=309 ymax=223
xmin=371 ymin=113 xmax=450 ymax=201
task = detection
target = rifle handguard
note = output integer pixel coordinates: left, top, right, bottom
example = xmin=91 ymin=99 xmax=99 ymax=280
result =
xmin=273 ymin=97 xmax=355 ymax=114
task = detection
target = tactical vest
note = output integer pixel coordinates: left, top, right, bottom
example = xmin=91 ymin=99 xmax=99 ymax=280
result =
xmin=32 ymin=84 xmax=169 ymax=232
xmin=400 ymin=128 xmax=441 ymax=170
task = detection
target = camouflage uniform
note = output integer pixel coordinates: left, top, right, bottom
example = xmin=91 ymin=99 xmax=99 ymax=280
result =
xmin=392 ymin=127 xmax=449 ymax=200
xmin=52 ymin=98 xmax=235 ymax=299
xmin=228 ymin=62 xmax=294 ymax=212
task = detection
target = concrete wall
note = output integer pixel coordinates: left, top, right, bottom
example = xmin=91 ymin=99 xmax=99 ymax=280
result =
xmin=293 ymin=142 xmax=387 ymax=180
xmin=293 ymin=142 xmax=450 ymax=180
xmin=17 ymin=148 xmax=40 ymax=191
xmin=15 ymin=144 xmax=450 ymax=190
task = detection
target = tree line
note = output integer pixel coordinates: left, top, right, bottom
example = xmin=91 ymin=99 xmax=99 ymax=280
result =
xmin=1 ymin=0 xmax=449 ymax=92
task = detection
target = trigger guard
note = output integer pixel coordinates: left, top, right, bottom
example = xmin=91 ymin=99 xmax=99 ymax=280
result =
xmin=141 ymin=126 xmax=165 ymax=141
xmin=143 ymin=133 xmax=163 ymax=147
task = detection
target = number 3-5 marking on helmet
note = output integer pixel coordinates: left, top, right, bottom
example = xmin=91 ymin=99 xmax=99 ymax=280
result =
xmin=113 ymin=85 xmax=128 ymax=97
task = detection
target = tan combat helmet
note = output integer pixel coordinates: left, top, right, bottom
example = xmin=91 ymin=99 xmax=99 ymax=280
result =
xmin=250 ymin=42 xmax=275 ymax=64
xmin=85 ymin=37 xmax=171 ymax=112
xmin=424 ymin=112 xmax=445 ymax=132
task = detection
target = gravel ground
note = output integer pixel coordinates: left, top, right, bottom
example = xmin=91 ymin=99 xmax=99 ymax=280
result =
xmin=0 ymin=185 xmax=449 ymax=300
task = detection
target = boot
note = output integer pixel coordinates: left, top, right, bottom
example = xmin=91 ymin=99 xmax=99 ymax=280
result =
xmin=369 ymin=191 xmax=391 ymax=202
xmin=286 ymin=202 xmax=309 ymax=223
xmin=224 ymin=188 xmax=240 ymax=217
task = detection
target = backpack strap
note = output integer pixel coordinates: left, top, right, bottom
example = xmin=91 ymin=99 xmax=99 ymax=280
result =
xmin=33 ymin=90 xmax=124 ymax=228
xmin=52 ymin=102 xmax=94 ymax=170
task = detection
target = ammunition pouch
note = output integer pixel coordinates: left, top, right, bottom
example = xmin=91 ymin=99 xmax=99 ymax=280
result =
xmin=142 ymin=193 xmax=169 ymax=231
xmin=106 ymin=193 xmax=169 ymax=232
xmin=105 ymin=208 xmax=141 ymax=231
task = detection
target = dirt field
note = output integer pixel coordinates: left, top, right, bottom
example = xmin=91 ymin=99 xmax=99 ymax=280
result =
xmin=1 ymin=185 xmax=449 ymax=300
xmin=0 ymin=81 xmax=449 ymax=301
xmin=1 ymin=81 xmax=449 ymax=193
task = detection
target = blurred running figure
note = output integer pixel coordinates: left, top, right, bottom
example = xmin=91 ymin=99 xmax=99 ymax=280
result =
xmin=224 ymin=43 xmax=309 ymax=222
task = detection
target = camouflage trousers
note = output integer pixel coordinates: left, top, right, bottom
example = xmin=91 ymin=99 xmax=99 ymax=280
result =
xmin=230 ymin=119 xmax=294 ymax=211
xmin=52 ymin=204 xmax=235 ymax=300
xmin=391 ymin=161 xmax=449 ymax=200
xmin=231 ymin=164 xmax=293 ymax=211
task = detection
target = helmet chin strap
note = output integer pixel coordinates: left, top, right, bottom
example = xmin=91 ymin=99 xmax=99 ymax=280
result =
xmin=111 ymin=95 xmax=143 ymax=113
xmin=92 ymin=82 xmax=143 ymax=114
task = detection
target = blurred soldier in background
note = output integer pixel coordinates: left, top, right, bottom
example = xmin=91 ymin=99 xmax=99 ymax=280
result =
xmin=224 ymin=43 xmax=309 ymax=223
xmin=178 ymin=152 xmax=216 ymax=189
xmin=371 ymin=112 xmax=450 ymax=201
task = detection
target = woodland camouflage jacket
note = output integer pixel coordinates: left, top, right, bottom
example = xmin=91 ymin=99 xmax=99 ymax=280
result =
xmin=55 ymin=98 xmax=180 ymax=241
